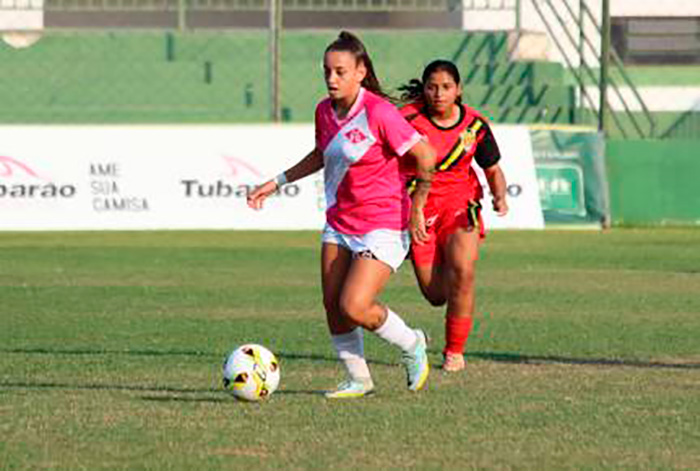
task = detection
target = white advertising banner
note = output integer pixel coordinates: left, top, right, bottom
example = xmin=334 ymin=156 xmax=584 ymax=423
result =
xmin=0 ymin=124 xmax=543 ymax=231
xmin=473 ymin=125 xmax=545 ymax=230
xmin=0 ymin=125 xmax=324 ymax=230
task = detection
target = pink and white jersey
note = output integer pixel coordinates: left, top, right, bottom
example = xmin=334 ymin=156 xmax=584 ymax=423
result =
xmin=315 ymin=88 xmax=421 ymax=234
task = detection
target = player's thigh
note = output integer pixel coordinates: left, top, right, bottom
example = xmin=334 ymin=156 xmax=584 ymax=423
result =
xmin=411 ymin=220 xmax=447 ymax=304
xmin=411 ymin=261 xmax=447 ymax=306
xmin=444 ymin=227 xmax=480 ymax=279
xmin=340 ymin=257 xmax=393 ymax=316
xmin=412 ymin=262 xmax=437 ymax=291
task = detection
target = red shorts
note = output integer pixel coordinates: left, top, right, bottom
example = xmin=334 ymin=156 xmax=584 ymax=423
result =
xmin=411 ymin=199 xmax=485 ymax=267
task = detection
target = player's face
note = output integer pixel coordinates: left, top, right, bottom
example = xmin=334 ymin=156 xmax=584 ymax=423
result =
xmin=323 ymin=51 xmax=366 ymax=104
xmin=424 ymin=70 xmax=462 ymax=116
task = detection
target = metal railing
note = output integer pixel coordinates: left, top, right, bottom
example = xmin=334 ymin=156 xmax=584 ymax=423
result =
xmin=524 ymin=0 xmax=655 ymax=138
xmin=661 ymin=109 xmax=700 ymax=140
xmin=31 ymin=0 xmax=515 ymax=12
xmin=0 ymin=0 xmax=522 ymax=124
xmin=2 ymin=0 xmax=658 ymax=134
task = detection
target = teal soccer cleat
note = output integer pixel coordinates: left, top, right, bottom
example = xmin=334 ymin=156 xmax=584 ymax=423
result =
xmin=324 ymin=378 xmax=375 ymax=399
xmin=402 ymin=329 xmax=430 ymax=392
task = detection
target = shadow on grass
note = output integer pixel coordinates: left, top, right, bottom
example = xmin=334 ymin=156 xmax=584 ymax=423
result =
xmin=0 ymin=347 xmax=394 ymax=366
xmin=3 ymin=347 xmax=698 ymax=370
xmin=468 ymin=351 xmax=700 ymax=370
xmin=141 ymin=386 xmax=357 ymax=403
xmin=3 ymin=347 xmax=221 ymax=358
xmin=0 ymin=379 xmax=323 ymax=400
xmin=139 ymin=390 xmax=325 ymax=403
xmin=140 ymin=395 xmax=229 ymax=404
xmin=0 ymin=380 xmax=217 ymax=394
xmin=139 ymin=391 xmax=321 ymax=401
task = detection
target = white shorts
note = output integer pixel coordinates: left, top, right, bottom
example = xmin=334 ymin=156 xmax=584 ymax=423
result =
xmin=321 ymin=224 xmax=410 ymax=272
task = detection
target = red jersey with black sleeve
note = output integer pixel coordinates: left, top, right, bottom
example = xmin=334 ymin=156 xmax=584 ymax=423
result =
xmin=400 ymin=102 xmax=501 ymax=205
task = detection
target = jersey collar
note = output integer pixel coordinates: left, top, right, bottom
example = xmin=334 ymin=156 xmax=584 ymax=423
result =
xmin=332 ymin=87 xmax=366 ymax=124
xmin=426 ymin=104 xmax=465 ymax=131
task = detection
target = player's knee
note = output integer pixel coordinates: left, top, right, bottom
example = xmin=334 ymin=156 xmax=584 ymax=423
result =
xmin=425 ymin=290 xmax=447 ymax=307
xmin=339 ymin=295 xmax=369 ymax=324
xmin=417 ymin=280 xmax=447 ymax=306
xmin=450 ymin=266 xmax=475 ymax=294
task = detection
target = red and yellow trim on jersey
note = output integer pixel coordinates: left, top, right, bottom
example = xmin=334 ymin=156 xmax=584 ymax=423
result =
xmin=467 ymin=200 xmax=482 ymax=231
xmin=407 ymin=117 xmax=485 ymax=195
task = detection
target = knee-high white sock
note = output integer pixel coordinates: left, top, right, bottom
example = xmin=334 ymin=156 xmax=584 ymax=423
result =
xmin=372 ymin=308 xmax=418 ymax=353
xmin=331 ymin=327 xmax=372 ymax=382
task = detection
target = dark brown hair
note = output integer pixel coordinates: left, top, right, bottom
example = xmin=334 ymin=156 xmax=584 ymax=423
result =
xmin=325 ymin=31 xmax=387 ymax=99
xmin=399 ymin=59 xmax=462 ymax=104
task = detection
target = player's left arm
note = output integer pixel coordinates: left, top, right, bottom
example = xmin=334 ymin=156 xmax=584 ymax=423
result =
xmin=484 ymin=164 xmax=508 ymax=216
xmin=376 ymin=101 xmax=436 ymax=244
xmin=474 ymin=123 xmax=509 ymax=217
xmin=405 ymin=139 xmax=437 ymax=244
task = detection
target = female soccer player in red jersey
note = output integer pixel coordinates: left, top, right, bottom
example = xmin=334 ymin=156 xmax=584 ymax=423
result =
xmin=248 ymin=32 xmax=437 ymax=398
xmin=399 ymin=60 xmax=509 ymax=372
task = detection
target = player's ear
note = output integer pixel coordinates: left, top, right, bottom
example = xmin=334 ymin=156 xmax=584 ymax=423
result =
xmin=355 ymin=60 xmax=367 ymax=83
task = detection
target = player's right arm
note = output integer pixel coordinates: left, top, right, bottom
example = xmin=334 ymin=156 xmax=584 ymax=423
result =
xmin=247 ymin=147 xmax=324 ymax=211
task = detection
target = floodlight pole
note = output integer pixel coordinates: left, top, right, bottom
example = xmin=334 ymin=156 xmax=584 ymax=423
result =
xmin=270 ymin=0 xmax=282 ymax=122
xmin=512 ymin=0 xmax=521 ymax=59
xmin=578 ymin=0 xmax=585 ymax=124
xmin=598 ymin=0 xmax=611 ymax=134
xmin=178 ymin=0 xmax=187 ymax=31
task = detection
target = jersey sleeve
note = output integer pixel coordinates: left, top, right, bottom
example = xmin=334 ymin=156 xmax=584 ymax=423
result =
xmin=399 ymin=101 xmax=423 ymax=122
xmin=314 ymin=103 xmax=322 ymax=149
xmin=374 ymin=101 xmax=422 ymax=157
xmin=474 ymin=121 xmax=501 ymax=169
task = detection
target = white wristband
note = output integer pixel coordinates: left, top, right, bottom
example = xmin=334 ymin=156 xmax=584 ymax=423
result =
xmin=274 ymin=172 xmax=288 ymax=187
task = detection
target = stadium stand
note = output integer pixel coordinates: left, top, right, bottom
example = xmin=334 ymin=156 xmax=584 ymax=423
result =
xmin=0 ymin=30 xmax=574 ymax=124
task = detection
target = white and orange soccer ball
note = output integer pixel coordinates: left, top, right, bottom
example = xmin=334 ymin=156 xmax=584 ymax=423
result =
xmin=222 ymin=344 xmax=280 ymax=401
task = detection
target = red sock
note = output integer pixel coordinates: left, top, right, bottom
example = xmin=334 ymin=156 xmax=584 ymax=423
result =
xmin=444 ymin=315 xmax=473 ymax=355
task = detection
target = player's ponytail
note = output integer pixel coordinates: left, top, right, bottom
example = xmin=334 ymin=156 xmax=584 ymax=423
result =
xmin=398 ymin=78 xmax=424 ymax=103
xmin=325 ymin=31 xmax=388 ymax=99
xmin=399 ymin=59 xmax=463 ymax=105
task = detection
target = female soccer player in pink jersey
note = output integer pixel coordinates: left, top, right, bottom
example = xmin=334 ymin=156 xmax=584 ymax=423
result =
xmin=247 ymin=31 xmax=437 ymax=398
xmin=399 ymin=60 xmax=508 ymax=372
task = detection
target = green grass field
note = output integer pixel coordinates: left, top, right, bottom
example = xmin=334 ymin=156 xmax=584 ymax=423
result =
xmin=1 ymin=229 xmax=699 ymax=471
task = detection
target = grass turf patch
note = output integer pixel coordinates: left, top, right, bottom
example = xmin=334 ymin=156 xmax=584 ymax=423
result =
xmin=1 ymin=229 xmax=699 ymax=470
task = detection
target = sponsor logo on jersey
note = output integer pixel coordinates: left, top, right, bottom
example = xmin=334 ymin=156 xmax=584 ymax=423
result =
xmin=461 ymin=128 xmax=478 ymax=148
xmin=344 ymin=128 xmax=368 ymax=144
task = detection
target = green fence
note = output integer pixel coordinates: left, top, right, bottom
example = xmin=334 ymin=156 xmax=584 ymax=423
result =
xmin=0 ymin=30 xmax=574 ymax=124
xmin=606 ymin=139 xmax=700 ymax=226
xmin=3 ymin=1 xmax=696 ymax=137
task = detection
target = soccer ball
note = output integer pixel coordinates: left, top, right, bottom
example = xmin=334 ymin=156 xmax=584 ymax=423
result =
xmin=222 ymin=344 xmax=280 ymax=401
